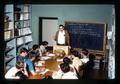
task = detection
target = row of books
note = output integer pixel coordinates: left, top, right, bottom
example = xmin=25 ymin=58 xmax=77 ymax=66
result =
xmin=15 ymin=13 xmax=29 ymax=21
xmin=4 ymin=21 xmax=30 ymax=31
xmin=14 ymin=27 xmax=32 ymax=36
xmin=15 ymin=6 xmax=29 ymax=12
xmin=4 ymin=30 xmax=32 ymax=45
xmin=17 ymin=35 xmax=33 ymax=46
xmin=24 ymin=6 xmax=29 ymax=12
xmin=4 ymin=31 xmax=13 ymax=40
xmin=4 ymin=22 xmax=13 ymax=30
xmin=15 ymin=21 xmax=30 ymax=29
xmin=18 ymin=28 xmax=32 ymax=36
xmin=4 ymin=19 xmax=30 ymax=31
xmin=23 ymin=21 xmax=30 ymax=27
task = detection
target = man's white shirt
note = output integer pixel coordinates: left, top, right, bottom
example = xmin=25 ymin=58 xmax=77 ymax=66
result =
xmin=57 ymin=30 xmax=65 ymax=44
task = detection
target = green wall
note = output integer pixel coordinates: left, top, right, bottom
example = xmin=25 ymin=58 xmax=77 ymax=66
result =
xmin=31 ymin=5 xmax=113 ymax=44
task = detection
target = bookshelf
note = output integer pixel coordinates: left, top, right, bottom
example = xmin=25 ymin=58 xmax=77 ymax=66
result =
xmin=4 ymin=4 xmax=33 ymax=73
xmin=14 ymin=4 xmax=33 ymax=52
xmin=4 ymin=4 xmax=16 ymax=73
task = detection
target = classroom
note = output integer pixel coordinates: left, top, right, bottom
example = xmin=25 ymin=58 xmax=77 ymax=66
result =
xmin=4 ymin=4 xmax=115 ymax=79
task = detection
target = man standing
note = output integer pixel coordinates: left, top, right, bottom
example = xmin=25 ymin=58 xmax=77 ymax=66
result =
xmin=54 ymin=24 xmax=70 ymax=46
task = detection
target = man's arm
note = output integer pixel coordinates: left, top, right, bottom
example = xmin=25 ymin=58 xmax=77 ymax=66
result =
xmin=54 ymin=31 xmax=58 ymax=41
xmin=65 ymin=30 xmax=70 ymax=46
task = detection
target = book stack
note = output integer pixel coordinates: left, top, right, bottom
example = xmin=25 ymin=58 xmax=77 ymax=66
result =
xmin=17 ymin=37 xmax=24 ymax=46
xmin=4 ymin=31 xmax=12 ymax=40
xmin=24 ymin=21 xmax=29 ymax=27
xmin=22 ymin=28 xmax=32 ymax=35
xmin=24 ymin=35 xmax=33 ymax=43
xmin=24 ymin=5 xmax=29 ymax=12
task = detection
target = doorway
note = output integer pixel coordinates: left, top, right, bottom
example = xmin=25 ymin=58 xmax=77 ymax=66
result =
xmin=39 ymin=17 xmax=58 ymax=46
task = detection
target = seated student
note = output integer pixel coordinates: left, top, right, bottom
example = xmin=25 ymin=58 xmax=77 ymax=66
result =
xmin=67 ymin=50 xmax=83 ymax=78
xmin=29 ymin=44 xmax=42 ymax=59
xmin=60 ymin=63 xmax=78 ymax=79
xmin=5 ymin=61 xmax=28 ymax=79
xmin=70 ymin=50 xmax=83 ymax=71
xmin=16 ymin=47 xmax=28 ymax=62
xmin=82 ymin=54 xmax=96 ymax=79
xmin=52 ymin=63 xmax=78 ymax=79
xmin=24 ymin=51 xmax=38 ymax=76
xmin=40 ymin=41 xmax=48 ymax=56
xmin=80 ymin=48 xmax=89 ymax=64
xmin=63 ymin=57 xmax=76 ymax=75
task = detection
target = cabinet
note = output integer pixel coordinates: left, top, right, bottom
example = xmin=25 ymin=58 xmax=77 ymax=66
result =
xmin=4 ymin=4 xmax=33 ymax=73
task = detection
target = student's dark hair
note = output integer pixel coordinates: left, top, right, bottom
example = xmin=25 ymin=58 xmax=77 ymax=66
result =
xmin=71 ymin=50 xmax=79 ymax=57
xmin=15 ymin=71 xmax=28 ymax=79
xmin=81 ymin=48 xmax=89 ymax=56
xmin=42 ymin=41 xmax=48 ymax=45
xmin=32 ymin=44 xmax=39 ymax=50
xmin=60 ymin=63 xmax=70 ymax=73
xmin=20 ymin=47 xmax=28 ymax=53
xmin=63 ymin=57 xmax=72 ymax=64
xmin=89 ymin=54 xmax=95 ymax=61
xmin=16 ymin=61 xmax=24 ymax=69
xmin=28 ymin=51 xmax=36 ymax=59
xmin=59 ymin=24 xmax=64 ymax=27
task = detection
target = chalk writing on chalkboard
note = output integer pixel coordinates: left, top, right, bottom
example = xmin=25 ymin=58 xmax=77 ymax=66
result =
xmin=65 ymin=22 xmax=106 ymax=51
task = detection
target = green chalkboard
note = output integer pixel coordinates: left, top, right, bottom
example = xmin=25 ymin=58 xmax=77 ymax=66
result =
xmin=65 ymin=22 xmax=106 ymax=51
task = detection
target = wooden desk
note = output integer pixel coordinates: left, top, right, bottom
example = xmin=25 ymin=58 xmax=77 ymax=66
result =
xmin=29 ymin=59 xmax=63 ymax=79
xmin=45 ymin=60 xmax=62 ymax=71
xmin=29 ymin=74 xmax=44 ymax=79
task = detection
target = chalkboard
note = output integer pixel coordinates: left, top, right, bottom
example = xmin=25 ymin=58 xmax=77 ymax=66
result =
xmin=65 ymin=22 xmax=106 ymax=51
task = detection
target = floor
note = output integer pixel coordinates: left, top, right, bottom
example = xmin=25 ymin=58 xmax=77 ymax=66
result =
xmin=92 ymin=69 xmax=108 ymax=79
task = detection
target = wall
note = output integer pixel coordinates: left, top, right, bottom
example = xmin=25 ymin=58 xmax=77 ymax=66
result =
xmin=31 ymin=5 xmax=113 ymax=45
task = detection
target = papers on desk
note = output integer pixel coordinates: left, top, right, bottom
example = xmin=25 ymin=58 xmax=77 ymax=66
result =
xmin=47 ymin=53 xmax=55 ymax=57
xmin=36 ymin=69 xmax=40 ymax=72
xmin=35 ymin=63 xmax=42 ymax=66
xmin=40 ymin=56 xmax=51 ymax=60
xmin=35 ymin=61 xmax=45 ymax=66
xmin=57 ymin=59 xmax=63 ymax=62
xmin=39 ymin=69 xmax=49 ymax=75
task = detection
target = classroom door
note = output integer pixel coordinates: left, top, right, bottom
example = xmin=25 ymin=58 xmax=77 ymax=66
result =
xmin=39 ymin=17 xmax=58 ymax=46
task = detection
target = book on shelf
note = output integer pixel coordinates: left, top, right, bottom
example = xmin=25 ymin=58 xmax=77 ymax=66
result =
xmin=24 ymin=6 xmax=29 ymax=12
xmin=17 ymin=37 xmax=24 ymax=46
xmin=15 ymin=22 xmax=21 ymax=29
xmin=18 ymin=29 xmax=23 ymax=36
xmin=24 ymin=35 xmax=33 ymax=43
xmin=20 ymin=13 xmax=24 ymax=20
xmin=14 ymin=7 xmax=21 ymax=21
xmin=4 ymin=22 xmax=9 ymax=30
xmin=24 ymin=13 xmax=29 ymax=20
xmin=24 ymin=20 xmax=30 ymax=27
xmin=4 ymin=22 xmax=13 ymax=30
xmin=4 ymin=15 xmax=13 ymax=30
xmin=8 ymin=22 xmax=13 ymax=30
xmin=14 ymin=28 xmax=19 ymax=36
xmin=15 ymin=13 xmax=21 ymax=21
xmin=4 ymin=31 xmax=12 ymax=40
xmin=22 ymin=28 xmax=32 ymax=35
